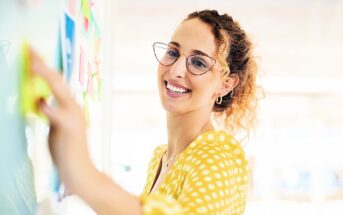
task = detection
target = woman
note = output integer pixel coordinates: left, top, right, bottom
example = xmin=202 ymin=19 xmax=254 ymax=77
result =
xmin=32 ymin=9 xmax=261 ymax=215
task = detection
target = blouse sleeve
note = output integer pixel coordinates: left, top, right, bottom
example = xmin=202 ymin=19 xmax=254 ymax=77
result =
xmin=139 ymin=143 xmax=249 ymax=215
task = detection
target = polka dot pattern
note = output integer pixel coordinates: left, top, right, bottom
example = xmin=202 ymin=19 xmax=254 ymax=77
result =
xmin=139 ymin=130 xmax=249 ymax=215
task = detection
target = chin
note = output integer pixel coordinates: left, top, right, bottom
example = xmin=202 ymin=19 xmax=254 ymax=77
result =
xmin=160 ymin=100 xmax=188 ymax=115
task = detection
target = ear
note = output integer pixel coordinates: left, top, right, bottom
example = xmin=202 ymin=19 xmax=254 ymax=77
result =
xmin=218 ymin=73 xmax=239 ymax=97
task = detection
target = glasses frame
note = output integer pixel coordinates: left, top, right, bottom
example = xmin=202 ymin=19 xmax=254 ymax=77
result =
xmin=152 ymin=42 xmax=217 ymax=76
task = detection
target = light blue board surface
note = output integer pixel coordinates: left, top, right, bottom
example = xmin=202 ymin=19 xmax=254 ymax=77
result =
xmin=0 ymin=40 xmax=37 ymax=214
xmin=0 ymin=1 xmax=59 ymax=214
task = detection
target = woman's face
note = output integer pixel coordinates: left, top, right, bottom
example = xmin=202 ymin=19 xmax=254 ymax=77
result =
xmin=157 ymin=18 xmax=226 ymax=115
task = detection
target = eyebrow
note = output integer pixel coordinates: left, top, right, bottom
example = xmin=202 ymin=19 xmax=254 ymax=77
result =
xmin=168 ymin=41 xmax=214 ymax=59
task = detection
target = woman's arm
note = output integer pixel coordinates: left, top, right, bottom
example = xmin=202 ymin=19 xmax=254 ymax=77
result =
xmin=70 ymin=161 xmax=142 ymax=215
xmin=31 ymin=48 xmax=142 ymax=215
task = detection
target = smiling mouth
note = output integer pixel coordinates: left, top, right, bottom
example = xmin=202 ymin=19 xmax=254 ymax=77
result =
xmin=164 ymin=81 xmax=191 ymax=95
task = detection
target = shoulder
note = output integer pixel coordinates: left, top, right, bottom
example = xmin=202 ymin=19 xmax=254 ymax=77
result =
xmin=184 ymin=130 xmax=248 ymax=176
xmin=186 ymin=130 xmax=244 ymax=157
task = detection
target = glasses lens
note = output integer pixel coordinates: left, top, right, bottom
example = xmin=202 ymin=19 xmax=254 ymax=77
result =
xmin=187 ymin=55 xmax=216 ymax=75
xmin=153 ymin=43 xmax=179 ymax=66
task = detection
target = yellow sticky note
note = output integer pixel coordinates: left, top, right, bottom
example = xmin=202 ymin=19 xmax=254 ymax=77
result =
xmin=20 ymin=42 xmax=51 ymax=119
xmin=82 ymin=0 xmax=91 ymax=21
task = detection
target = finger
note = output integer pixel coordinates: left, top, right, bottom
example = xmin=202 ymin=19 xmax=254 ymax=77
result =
xmin=37 ymin=98 xmax=64 ymax=125
xmin=29 ymin=47 xmax=73 ymax=107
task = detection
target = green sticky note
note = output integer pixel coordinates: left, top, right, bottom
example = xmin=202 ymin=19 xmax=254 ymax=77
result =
xmin=19 ymin=42 xmax=51 ymax=119
xmin=90 ymin=11 xmax=101 ymax=36
xmin=83 ymin=92 xmax=90 ymax=126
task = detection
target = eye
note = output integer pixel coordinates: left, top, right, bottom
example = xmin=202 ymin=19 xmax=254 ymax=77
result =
xmin=190 ymin=56 xmax=208 ymax=69
xmin=166 ymin=48 xmax=179 ymax=58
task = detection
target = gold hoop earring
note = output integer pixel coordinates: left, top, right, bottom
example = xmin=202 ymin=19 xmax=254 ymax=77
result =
xmin=216 ymin=96 xmax=223 ymax=105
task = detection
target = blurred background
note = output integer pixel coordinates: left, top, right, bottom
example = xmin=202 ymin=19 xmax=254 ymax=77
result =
xmin=1 ymin=0 xmax=343 ymax=214
xmin=110 ymin=1 xmax=343 ymax=215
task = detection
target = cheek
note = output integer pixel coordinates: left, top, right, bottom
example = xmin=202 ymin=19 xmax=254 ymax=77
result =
xmin=157 ymin=65 xmax=167 ymax=91
xmin=157 ymin=64 xmax=166 ymax=79
xmin=192 ymin=75 xmax=221 ymax=97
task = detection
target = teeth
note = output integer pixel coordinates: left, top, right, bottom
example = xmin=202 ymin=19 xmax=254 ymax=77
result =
xmin=167 ymin=83 xmax=188 ymax=93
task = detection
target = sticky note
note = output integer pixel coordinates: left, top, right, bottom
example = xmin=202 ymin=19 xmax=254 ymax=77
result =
xmin=97 ymin=78 xmax=102 ymax=99
xmin=79 ymin=46 xmax=84 ymax=85
xmin=83 ymin=92 xmax=90 ymax=126
xmin=68 ymin=0 xmax=76 ymax=18
xmin=87 ymin=62 xmax=93 ymax=97
xmin=90 ymin=11 xmax=101 ymax=36
xmin=89 ymin=0 xmax=94 ymax=8
xmin=83 ymin=17 xmax=89 ymax=32
xmin=94 ymin=37 xmax=100 ymax=57
xmin=20 ymin=42 xmax=51 ymax=119
xmin=56 ymin=30 xmax=64 ymax=71
xmin=64 ymin=12 xmax=76 ymax=81
xmin=81 ymin=0 xmax=91 ymax=21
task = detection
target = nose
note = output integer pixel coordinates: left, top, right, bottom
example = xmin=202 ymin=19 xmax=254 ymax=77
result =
xmin=169 ymin=56 xmax=187 ymax=78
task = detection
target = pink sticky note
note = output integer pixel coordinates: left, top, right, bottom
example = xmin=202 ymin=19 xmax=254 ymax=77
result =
xmin=68 ymin=0 xmax=76 ymax=18
xmin=79 ymin=46 xmax=85 ymax=85
xmin=84 ymin=17 xmax=89 ymax=32
xmin=89 ymin=0 xmax=94 ymax=8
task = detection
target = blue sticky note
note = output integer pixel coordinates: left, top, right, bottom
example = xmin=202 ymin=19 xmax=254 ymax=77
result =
xmin=63 ymin=12 xmax=75 ymax=81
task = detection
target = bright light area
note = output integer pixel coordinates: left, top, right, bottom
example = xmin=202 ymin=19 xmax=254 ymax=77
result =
xmin=3 ymin=0 xmax=342 ymax=214
xmin=108 ymin=1 xmax=343 ymax=215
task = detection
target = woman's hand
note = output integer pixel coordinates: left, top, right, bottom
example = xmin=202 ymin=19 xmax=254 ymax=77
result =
xmin=30 ymin=48 xmax=91 ymax=192
xmin=30 ymin=48 xmax=142 ymax=215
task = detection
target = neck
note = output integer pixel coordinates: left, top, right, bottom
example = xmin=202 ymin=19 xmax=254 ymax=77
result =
xmin=165 ymin=108 xmax=213 ymax=160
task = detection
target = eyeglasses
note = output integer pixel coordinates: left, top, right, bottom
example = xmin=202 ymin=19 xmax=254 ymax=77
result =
xmin=152 ymin=42 xmax=216 ymax=75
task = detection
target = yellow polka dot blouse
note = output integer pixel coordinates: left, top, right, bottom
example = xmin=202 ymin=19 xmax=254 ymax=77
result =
xmin=139 ymin=130 xmax=249 ymax=215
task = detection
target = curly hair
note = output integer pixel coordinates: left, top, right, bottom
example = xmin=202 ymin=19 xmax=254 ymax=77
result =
xmin=185 ymin=10 xmax=264 ymax=140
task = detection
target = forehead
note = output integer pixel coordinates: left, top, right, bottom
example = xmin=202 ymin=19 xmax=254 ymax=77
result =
xmin=170 ymin=18 xmax=218 ymax=57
